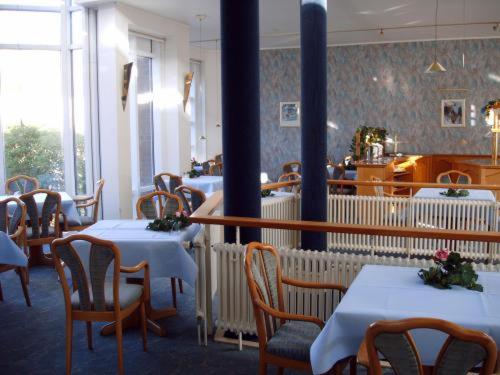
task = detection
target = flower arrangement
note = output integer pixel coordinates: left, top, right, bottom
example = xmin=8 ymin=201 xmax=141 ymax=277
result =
xmin=349 ymin=126 xmax=387 ymax=161
xmin=418 ymin=249 xmax=483 ymax=292
xmin=188 ymin=158 xmax=203 ymax=178
xmin=439 ymin=188 xmax=469 ymax=198
xmin=481 ymin=99 xmax=500 ymax=117
xmin=146 ymin=211 xmax=191 ymax=232
xmin=261 ymin=189 xmax=274 ymax=198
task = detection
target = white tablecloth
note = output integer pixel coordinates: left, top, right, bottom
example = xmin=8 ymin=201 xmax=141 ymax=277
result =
xmin=182 ymin=176 xmax=223 ymax=194
xmin=310 ymin=265 xmax=500 ymax=374
xmin=0 ymin=192 xmax=82 ymax=225
xmin=73 ymin=220 xmax=200 ymax=286
xmin=0 ymin=232 xmax=27 ymax=267
xmin=414 ymin=188 xmax=495 ymax=202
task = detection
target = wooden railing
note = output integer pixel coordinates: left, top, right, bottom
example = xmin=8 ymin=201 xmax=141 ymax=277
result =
xmin=190 ymin=188 xmax=500 ymax=244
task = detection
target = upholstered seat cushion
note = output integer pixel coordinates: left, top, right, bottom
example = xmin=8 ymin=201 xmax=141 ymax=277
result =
xmin=60 ymin=216 xmax=94 ymax=227
xmin=266 ymin=321 xmax=321 ymax=362
xmin=26 ymin=226 xmax=56 ymax=239
xmin=71 ymin=282 xmax=143 ymax=311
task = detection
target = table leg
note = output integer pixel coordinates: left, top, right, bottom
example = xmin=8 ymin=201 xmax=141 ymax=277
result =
xmin=28 ymin=245 xmax=54 ymax=267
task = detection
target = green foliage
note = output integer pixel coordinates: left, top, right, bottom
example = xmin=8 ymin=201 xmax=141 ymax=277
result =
xmin=260 ymin=189 xmax=274 ymax=198
xmin=146 ymin=212 xmax=191 ymax=232
xmin=349 ymin=126 xmax=387 ymax=160
xmin=188 ymin=169 xmax=202 ymax=178
xmin=439 ymin=188 xmax=470 ymax=198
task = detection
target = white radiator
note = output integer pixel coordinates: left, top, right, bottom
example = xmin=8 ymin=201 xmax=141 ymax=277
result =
xmin=212 ymin=243 xmax=500 ymax=336
xmin=261 ymin=193 xmax=298 ymax=249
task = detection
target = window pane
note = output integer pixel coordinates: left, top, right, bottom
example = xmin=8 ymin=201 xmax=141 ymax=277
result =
xmin=70 ymin=10 xmax=83 ymax=46
xmin=71 ymin=49 xmax=86 ymax=195
xmin=0 ymin=11 xmax=60 ymax=45
xmin=0 ymin=0 xmax=62 ymax=6
xmin=0 ymin=50 xmax=65 ymax=190
xmin=136 ymin=56 xmax=155 ymax=188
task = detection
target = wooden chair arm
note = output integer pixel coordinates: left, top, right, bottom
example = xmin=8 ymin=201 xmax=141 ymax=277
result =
xmin=253 ymin=299 xmax=324 ymax=329
xmin=120 ymin=261 xmax=150 ymax=302
xmin=76 ymin=199 xmax=97 ymax=209
xmin=282 ymin=276 xmax=348 ymax=294
xmin=9 ymin=226 xmax=25 ymax=244
xmin=73 ymin=195 xmax=93 ymax=202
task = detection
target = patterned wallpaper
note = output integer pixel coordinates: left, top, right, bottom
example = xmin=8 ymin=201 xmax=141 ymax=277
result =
xmin=260 ymin=39 xmax=500 ymax=180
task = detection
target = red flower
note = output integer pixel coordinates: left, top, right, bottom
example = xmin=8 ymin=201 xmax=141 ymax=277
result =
xmin=434 ymin=249 xmax=449 ymax=262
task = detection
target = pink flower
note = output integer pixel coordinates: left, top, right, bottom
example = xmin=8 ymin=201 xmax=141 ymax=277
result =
xmin=175 ymin=211 xmax=181 ymax=218
xmin=182 ymin=210 xmax=188 ymax=216
xmin=434 ymin=249 xmax=449 ymax=262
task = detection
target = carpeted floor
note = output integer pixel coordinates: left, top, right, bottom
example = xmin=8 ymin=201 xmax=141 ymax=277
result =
xmin=0 ymin=266 xmax=368 ymax=375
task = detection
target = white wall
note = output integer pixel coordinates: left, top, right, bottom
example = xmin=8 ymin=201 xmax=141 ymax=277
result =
xmin=93 ymin=3 xmax=191 ymax=218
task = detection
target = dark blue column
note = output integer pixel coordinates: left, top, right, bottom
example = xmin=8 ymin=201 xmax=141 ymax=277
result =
xmin=220 ymin=0 xmax=261 ymax=244
xmin=300 ymin=0 xmax=327 ymax=250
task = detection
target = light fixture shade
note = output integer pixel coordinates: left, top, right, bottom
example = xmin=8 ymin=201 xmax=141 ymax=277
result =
xmin=425 ymin=61 xmax=447 ymax=73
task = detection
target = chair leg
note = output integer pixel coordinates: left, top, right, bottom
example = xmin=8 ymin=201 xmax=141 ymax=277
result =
xmin=350 ymin=356 xmax=357 ymax=375
xmin=259 ymin=360 xmax=267 ymax=375
xmin=116 ymin=319 xmax=124 ymax=375
xmin=178 ymin=279 xmax=183 ymax=294
xmin=86 ymin=321 xmax=93 ymax=350
xmin=65 ymin=318 xmax=73 ymax=375
xmin=18 ymin=267 xmax=31 ymax=307
xmin=140 ymin=301 xmax=147 ymax=352
xmin=170 ymin=278 xmax=177 ymax=308
xmin=277 ymin=367 xmax=284 ymax=375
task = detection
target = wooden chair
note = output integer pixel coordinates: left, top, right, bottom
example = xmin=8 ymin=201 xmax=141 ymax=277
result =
xmin=214 ymin=153 xmax=223 ymax=164
xmin=5 ymin=175 xmax=40 ymax=195
xmin=51 ymin=234 xmax=149 ymax=375
xmin=174 ymin=185 xmax=206 ymax=216
xmin=437 ymin=170 xmax=472 ymax=185
xmin=0 ymin=197 xmax=30 ymax=306
xmin=136 ymin=191 xmax=183 ymax=308
xmin=329 ymin=164 xmax=355 ymax=195
xmin=360 ymin=317 xmax=497 ymax=375
xmin=63 ymin=179 xmax=105 ymax=231
xmin=201 ymin=160 xmax=214 ymax=175
xmin=153 ymin=172 xmax=183 ymax=194
xmin=19 ymin=189 xmax=61 ymax=266
xmin=244 ymin=242 xmax=353 ymax=374
xmin=136 ymin=191 xmax=183 ymax=219
xmin=277 ymin=172 xmax=301 ymax=193
xmin=282 ymin=161 xmax=301 ymax=175
xmin=209 ymin=162 xmax=223 ymax=176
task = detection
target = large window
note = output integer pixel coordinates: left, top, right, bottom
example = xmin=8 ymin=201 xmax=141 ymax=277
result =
xmin=0 ymin=1 xmax=93 ymax=194
xmin=188 ymin=59 xmax=205 ymax=161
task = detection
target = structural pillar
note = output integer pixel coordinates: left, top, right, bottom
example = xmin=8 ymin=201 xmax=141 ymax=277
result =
xmin=300 ymin=0 xmax=327 ymax=250
xmin=220 ymin=0 xmax=261 ymax=244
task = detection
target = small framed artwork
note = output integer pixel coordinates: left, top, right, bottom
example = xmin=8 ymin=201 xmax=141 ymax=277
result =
xmin=280 ymin=101 xmax=300 ymax=127
xmin=441 ymin=99 xmax=465 ymax=128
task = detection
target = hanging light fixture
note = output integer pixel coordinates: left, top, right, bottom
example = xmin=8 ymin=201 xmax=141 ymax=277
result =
xmin=425 ymin=0 xmax=446 ymax=73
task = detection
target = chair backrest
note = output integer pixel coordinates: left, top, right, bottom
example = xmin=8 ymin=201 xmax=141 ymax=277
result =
xmin=136 ymin=191 xmax=183 ymax=219
xmin=0 ymin=197 xmax=26 ymax=238
xmin=174 ymin=185 xmax=206 ymax=216
xmin=51 ymin=234 xmax=121 ymax=314
xmin=91 ymin=179 xmax=105 ymax=223
xmin=437 ymin=170 xmax=472 ymax=185
xmin=365 ymin=318 xmax=497 ymax=375
xmin=277 ymin=172 xmax=301 ymax=193
xmin=245 ymin=242 xmax=285 ymax=344
xmin=214 ymin=154 xmax=223 ymax=164
xmin=330 ymin=164 xmax=346 ymax=194
xmin=282 ymin=161 xmax=301 ymax=174
xmin=371 ymin=176 xmax=385 ymax=197
xmin=202 ymin=160 xmax=214 ymax=175
xmin=209 ymin=163 xmax=223 ymax=176
xmin=5 ymin=175 xmax=40 ymax=195
xmin=19 ymin=189 xmax=61 ymax=239
xmin=153 ymin=172 xmax=183 ymax=193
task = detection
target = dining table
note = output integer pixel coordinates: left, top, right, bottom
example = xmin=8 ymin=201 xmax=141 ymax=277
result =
xmin=182 ymin=175 xmax=223 ymax=195
xmin=310 ymin=264 xmax=500 ymax=374
xmin=414 ymin=187 xmax=496 ymax=202
xmin=0 ymin=191 xmax=82 ymax=225
xmin=72 ymin=219 xmax=201 ymax=336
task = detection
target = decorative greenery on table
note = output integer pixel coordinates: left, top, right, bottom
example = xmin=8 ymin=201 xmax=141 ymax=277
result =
xmin=481 ymin=99 xmax=500 ymax=117
xmin=418 ymin=249 xmax=483 ymax=292
xmin=349 ymin=126 xmax=387 ymax=160
xmin=188 ymin=157 xmax=203 ymax=178
xmin=261 ymin=189 xmax=274 ymax=198
xmin=146 ymin=211 xmax=191 ymax=232
xmin=439 ymin=188 xmax=470 ymax=198
xmin=188 ymin=169 xmax=202 ymax=178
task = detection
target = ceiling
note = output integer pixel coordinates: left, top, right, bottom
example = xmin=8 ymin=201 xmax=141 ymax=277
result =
xmin=119 ymin=0 xmax=500 ymax=49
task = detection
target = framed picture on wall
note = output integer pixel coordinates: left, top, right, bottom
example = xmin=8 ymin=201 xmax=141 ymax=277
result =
xmin=280 ymin=101 xmax=300 ymax=127
xmin=441 ymin=99 xmax=465 ymax=128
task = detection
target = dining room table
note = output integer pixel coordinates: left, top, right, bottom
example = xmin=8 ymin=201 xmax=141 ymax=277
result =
xmin=310 ymin=264 xmax=500 ymax=374
xmin=72 ymin=219 xmax=201 ymax=336
xmin=414 ymin=187 xmax=496 ymax=202
xmin=182 ymin=175 xmax=223 ymax=195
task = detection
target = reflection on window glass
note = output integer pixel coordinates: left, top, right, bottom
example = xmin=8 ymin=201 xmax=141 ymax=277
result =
xmin=70 ymin=10 xmax=83 ymax=46
xmin=71 ymin=49 xmax=86 ymax=194
xmin=0 ymin=50 xmax=65 ymax=190
xmin=0 ymin=11 xmax=61 ymax=45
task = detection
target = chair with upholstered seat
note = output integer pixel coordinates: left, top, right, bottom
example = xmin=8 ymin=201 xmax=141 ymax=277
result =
xmin=437 ymin=170 xmax=472 ymax=185
xmin=277 ymin=172 xmax=301 ymax=193
xmin=154 ymin=172 xmax=183 ymax=194
xmin=5 ymin=175 xmax=40 ymax=195
xmin=136 ymin=191 xmax=184 ymax=308
xmin=282 ymin=161 xmax=301 ymax=175
xmin=244 ymin=242 xmax=353 ymax=374
xmin=209 ymin=162 xmax=223 ymax=176
xmin=361 ymin=317 xmax=497 ymax=375
xmin=202 ymin=160 xmax=214 ymax=175
xmin=63 ymin=179 xmax=105 ymax=231
xmin=51 ymin=234 xmax=149 ymax=375
xmin=19 ymin=189 xmax=61 ymax=265
xmin=174 ymin=185 xmax=206 ymax=216
xmin=0 ymin=197 xmax=30 ymax=306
